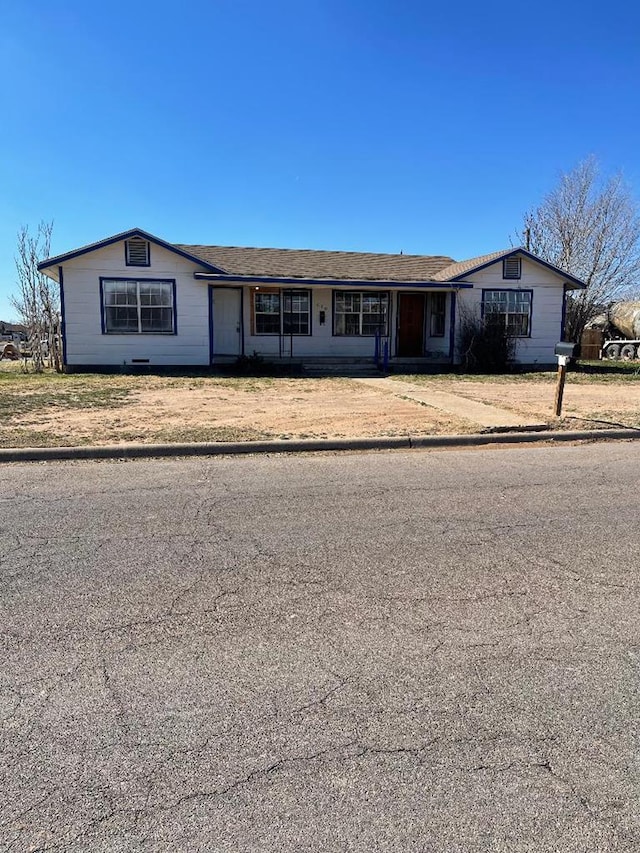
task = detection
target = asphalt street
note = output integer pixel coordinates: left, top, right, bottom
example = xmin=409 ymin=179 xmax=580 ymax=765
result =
xmin=1 ymin=443 xmax=639 ymax=852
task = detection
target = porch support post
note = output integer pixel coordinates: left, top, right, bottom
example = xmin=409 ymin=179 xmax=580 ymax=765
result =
xmin=448 ymin=290 xmax=457 ymax=362
xmin=240 ymin=287 xmax=245 ymax=355
xmin=208 ymin=285 xmax=214 ymax=366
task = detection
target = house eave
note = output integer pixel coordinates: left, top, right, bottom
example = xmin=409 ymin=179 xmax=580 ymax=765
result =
xmin=448 ymin=247 xmax=587 ymax=290
xmin=194 ymin=273 xmax=473 ymax=289
xmin=37 ymin=228 xmax=228 ymax=274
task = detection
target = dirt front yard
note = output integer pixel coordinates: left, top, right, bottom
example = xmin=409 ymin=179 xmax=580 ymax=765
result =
xmin=1 ymin=363 xmax=639 ymax=448
xmin=392 ymin=369 xmax=640 ymax=431
xmin=0 ymin=369 xmax=472 ymax=448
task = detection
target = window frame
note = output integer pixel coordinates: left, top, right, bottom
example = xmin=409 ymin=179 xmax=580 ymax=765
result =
xmin=251 ymin=288 xmax=312 ymax=336
xmin=481 ymin=288 xmax=533 ymax=339
xmin=100 ymin=277 xmax=177 ymax=335
xmin=332 ymin=290 xmax=390 ymax=337
xmin=124 ymin=238 xmax=151 ymax=267
xmin=428 ymin=292 xmax=447 ymax=338
xmin=502 ymin=256 xmax=521 ymax=280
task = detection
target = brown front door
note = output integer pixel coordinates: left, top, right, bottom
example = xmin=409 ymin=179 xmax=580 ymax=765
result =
xmin=397 ymin=294 xmax=425 ymax=356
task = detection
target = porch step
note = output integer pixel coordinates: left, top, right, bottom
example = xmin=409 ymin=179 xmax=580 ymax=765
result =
xmin=301 ymin=357 xmax=453 ymax=377
xmin=303 ymin=363 xmax=383 ymax=378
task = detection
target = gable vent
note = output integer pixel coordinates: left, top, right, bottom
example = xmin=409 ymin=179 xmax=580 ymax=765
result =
xmin=503 ymin=256 xmax=521 ymax=279
xmin=125 ymin=238 xmax=150 ymax=266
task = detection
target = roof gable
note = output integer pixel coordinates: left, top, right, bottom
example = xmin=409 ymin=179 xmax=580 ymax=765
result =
xmin=434 ymin=247 xmax=586 ymax=289
xmin=37 ymin=228 xmax=228 ymax=274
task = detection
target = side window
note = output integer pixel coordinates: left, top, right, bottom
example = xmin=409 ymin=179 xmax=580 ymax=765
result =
xmin=482 ymin=290 xmax=532 ymax=337
xmin=102 ymin=279 xmax=174 ymax=333
xmin=429 ymin=293 xmax=446 ymax=337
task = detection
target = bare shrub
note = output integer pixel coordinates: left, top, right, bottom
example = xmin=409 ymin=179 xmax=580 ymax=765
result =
xmin=11 ymin=221 xmax=62 ymax=373
xmin=457 ymin=308 xmax=516 ymax=373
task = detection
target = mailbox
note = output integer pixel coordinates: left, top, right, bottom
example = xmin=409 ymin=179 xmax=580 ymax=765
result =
xmin=554 ymin=342 xmax=580 ymax=359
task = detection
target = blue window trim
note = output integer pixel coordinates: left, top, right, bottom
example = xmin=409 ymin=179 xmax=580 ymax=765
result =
xmin=99 ymin=277 xmax=106 ymax=335
xmin=125 ymin=238 xmax=151 ymax=268
xmin=58 ymin=266 xmax=67 ymax=366
xmin=481 ymin=288 xmax=534 ymax=338
xmin=99 ymin=277 xmax=177 ymax=335
xmin=332 ymin=289 xmax=390 ymax=337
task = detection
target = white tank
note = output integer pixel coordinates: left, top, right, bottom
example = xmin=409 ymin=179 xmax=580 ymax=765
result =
xmin=609 ymin=302 xmax=640 ymax=339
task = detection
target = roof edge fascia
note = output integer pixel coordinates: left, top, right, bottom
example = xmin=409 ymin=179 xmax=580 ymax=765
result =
xmin=37 ymin=228 xmax=228 ymax=274
xmin=448 ymin=247 xmax=587 ymax=289
xmin=194 ymin=273 xmax=473 ymax=288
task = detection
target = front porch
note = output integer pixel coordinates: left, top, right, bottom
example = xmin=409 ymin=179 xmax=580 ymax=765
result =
xmin=208 ymin=284 xmax=462 ymax=368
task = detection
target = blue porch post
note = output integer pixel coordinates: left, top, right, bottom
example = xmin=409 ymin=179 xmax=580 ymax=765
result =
xmin=448 ymin=290 xmax=457 ymax=362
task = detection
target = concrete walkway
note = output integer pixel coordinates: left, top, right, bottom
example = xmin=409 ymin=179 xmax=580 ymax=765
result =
xmin=354 ymin=377 xmax=548 ymax=430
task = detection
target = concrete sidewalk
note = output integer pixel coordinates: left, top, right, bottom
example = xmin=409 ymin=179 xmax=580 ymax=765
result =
xmin=354 ymin=377 xmax=548 ymax=431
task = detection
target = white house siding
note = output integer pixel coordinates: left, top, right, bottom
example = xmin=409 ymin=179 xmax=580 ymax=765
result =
xmin=455 ymin=257 xmax=566 ymax=366
xmin=61 ymin=242 xmax=211 ymax=366
xmin=57 ymin=240 xmax=568 ymax=369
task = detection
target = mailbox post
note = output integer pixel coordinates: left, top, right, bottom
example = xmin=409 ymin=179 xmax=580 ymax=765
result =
xmin=553 ymin=342 xmax=580 ymax=417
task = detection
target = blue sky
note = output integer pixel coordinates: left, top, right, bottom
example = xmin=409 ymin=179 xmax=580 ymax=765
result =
xmin=1 ymin=0 xmax=639 ymax=320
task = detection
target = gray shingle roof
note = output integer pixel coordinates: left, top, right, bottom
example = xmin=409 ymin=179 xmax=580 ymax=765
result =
xmin=175 ymin=243 xmax=456 ymax=282
xmin=37 ymin=228 xmax=585 ymax=289
xmin=432 ymin=250 xmax=512 ymax=281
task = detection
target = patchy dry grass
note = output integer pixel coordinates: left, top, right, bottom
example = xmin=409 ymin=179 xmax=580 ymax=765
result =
xmin=394 ymin=360 xmax=640 ymax=385
xmin=0 ymin=363 xmax=470 ymax=448
xmin=2 ymin=360 xmax=639 ymax=448
xmin=393 ymin=363 xmax=640 ymax=430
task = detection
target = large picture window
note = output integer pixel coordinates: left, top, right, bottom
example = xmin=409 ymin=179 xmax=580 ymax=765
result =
xmin=102 ymin=279 xmax=175 ymax=334
xmin=482 ymin=289 xmax=532 ymax=337
xmin=334 ymin=291 xmax=389 ymax=336
xmin=253 ymin=289 xmax=311 ymax=335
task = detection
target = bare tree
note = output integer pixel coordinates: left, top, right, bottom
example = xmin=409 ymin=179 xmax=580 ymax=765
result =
xmin=518 ymin=157 xmax=640 ymax=341
xmin=11 ymin=221 xmax=62 ymax=372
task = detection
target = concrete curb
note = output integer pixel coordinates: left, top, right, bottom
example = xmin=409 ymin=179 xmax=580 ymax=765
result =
xmin=1 ymin=428 xmax=640 ymax=463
